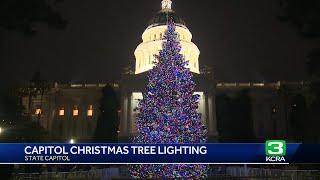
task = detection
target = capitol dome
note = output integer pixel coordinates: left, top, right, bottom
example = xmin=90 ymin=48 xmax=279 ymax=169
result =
xmin=148 ymin=9 xmax=186 ymax=28
xmin=134 ymin=0 xmax=200 ymax=74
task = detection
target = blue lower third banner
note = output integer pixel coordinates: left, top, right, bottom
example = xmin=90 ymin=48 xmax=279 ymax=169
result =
xmin=0 ymin=143 xmax=319 ymax=164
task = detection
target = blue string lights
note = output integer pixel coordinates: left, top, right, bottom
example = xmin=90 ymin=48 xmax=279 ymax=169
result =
xmin=130 ymin=21 xmax=208 ymax=179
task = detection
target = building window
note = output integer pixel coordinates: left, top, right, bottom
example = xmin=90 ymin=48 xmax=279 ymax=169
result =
xmin=35 ymin=108 xmax=42 ymax=115
xmin=73 ymin=106 xmax=79 ymax=117
xmin=59 ymin=108 xmax=65 ymax=116
xmin=138 ymin=58 xmax=141 ymax=68
xmin=160 ymin=33 xmax=163 ymax=39
xmin=272 ymin=106 xmax=277 ymax=114
xmin=154 ymin=34 xmax=156 ymax=40
xmin=87 ymin=105 xmax=93 ymax=117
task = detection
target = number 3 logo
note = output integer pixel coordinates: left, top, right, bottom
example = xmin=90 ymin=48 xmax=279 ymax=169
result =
xmin=265 ymin=140 xmax=286 ymax=156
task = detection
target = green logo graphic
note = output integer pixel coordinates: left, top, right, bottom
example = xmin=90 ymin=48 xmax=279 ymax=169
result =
xmin=265 ymin=140 xmax=286 ymax=156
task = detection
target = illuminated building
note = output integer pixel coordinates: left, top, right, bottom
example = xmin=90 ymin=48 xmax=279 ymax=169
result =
xmin=120 ymin=0 xmax=218 ymax=140
xmin=135 ymin=0 xmax=200 ymax=74
xmin=21 ymin=0 xmax=304 ymax=142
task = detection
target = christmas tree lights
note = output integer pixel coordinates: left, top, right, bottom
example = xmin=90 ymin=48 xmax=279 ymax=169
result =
xmin=130 ymin=21 xmax=208 ymax=179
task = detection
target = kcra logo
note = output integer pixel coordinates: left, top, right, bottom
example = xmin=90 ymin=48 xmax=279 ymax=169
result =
xmin=265 ymin=140 xmax=286 ymax=162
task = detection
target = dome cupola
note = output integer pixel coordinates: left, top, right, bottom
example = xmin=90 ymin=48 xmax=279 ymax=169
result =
xmin=134 ymin=0 xmax=200 ymax=74
xmin=148 ymin=0 xmax=185 ymax=28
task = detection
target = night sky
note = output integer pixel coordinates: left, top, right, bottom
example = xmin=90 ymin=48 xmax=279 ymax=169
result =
xmin=1 ymin=0 xmax=319 ymax=87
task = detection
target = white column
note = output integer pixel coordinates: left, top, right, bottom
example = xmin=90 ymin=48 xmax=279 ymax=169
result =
xmin=204 ymin=92 xmax=210 ymax=130
xmin=205 ymin=92 xmax=219 ymax=138
xmin=209 ymin=94 xmax=219 ymax=137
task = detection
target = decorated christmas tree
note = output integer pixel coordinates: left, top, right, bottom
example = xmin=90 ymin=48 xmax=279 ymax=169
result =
xmin=130 ymin=21 xmax=208 ymax=178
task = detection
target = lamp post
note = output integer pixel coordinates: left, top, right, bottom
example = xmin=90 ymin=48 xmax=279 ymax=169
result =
xmin=69 ymin=138 xmax=75 ymax=144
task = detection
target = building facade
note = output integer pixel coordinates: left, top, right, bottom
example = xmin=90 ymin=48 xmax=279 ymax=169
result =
xmin=119 ymin=0 xmax=218 ymax=140
xmin=22 ymin=0 xmax=304 ymax=143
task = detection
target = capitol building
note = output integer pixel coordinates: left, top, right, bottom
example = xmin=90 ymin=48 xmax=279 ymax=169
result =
xmin=135 ymin=0 xmax=200 ymax=74
xmin=23 ymin=0 xmax=303 ymax=142
xmin=116 ymin=0 xmax=217 ymax=140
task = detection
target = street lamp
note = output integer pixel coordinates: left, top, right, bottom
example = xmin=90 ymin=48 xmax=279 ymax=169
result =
xmin=69 ymin=138 xmax=75 ymax=144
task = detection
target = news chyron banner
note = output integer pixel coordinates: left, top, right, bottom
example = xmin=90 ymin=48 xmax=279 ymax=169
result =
xmin=0 ymin=141 xmax=319 ymax=164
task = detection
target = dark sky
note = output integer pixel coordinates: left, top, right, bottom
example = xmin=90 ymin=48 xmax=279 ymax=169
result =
xmin=1 ymin=0 xmax=319 ymax=87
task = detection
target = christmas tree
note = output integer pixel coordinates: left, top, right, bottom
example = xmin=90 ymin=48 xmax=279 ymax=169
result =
xmin=130 ymin=21 xmax=208 ymax=179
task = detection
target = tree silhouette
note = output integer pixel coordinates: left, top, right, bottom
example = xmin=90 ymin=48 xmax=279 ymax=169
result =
xmin=93 ymin=85 xmax=120 ymax=143
xmin=279 ymin=0 xmax=320 ymax=142
xmin=279 ymin=0 xmax=320 ymax=38
xmin=0 ymin=0 xmax=66 ymax=35
xmin=0 ymin=85 xmax=51 ymax=143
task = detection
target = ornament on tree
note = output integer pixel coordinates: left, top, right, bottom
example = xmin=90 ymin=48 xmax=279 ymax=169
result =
xmin=130 ymin=20 xmax=208 ymax=179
